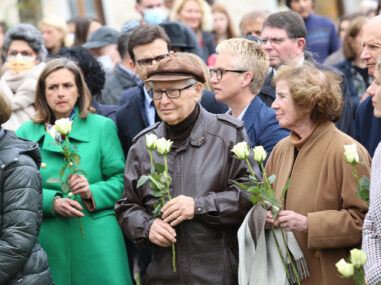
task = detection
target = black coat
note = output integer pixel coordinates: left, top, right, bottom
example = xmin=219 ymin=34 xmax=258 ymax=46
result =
xmin=0 ymin=129 xmax=52 ymax=285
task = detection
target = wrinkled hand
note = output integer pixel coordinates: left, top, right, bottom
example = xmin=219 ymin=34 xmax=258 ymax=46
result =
xmin=69 ymin=174 xmax=91 ymax=200
xmin=149 ymin=218 xmax=176 ymax=247
xmin=275 ymin=210 xmax=307 ymax=232
xmin=161 ymin=195 xmax=195 ymax=226
xmin=53 ymin=197 xmax=84 ymax=218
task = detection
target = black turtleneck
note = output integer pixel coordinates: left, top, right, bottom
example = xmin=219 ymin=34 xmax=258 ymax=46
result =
xmin=165 ymin=103 xmax=200 ymax=148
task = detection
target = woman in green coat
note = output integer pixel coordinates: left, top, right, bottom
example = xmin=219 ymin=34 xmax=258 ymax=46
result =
xmin=16 ymin=58 xmax=132 ymax=285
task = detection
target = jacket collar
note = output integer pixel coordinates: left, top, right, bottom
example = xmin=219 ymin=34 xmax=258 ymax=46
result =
xmin=31 ymin=114 xmax=90 ymax=153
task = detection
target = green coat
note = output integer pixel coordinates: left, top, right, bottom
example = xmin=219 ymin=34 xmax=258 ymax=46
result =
xmin=16 ymin=113 xmax=132 ymax=285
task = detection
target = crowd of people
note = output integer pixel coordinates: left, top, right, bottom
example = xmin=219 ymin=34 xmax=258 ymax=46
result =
xmin=1 ymin=0 xmax=381 ymax=284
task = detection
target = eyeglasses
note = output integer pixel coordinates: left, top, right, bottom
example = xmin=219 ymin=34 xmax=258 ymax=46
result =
xmin=7 ymin=50 xmax=36 ymax=57
xmin=261 ymin=37 xmax=294 ymax=46
xmin=135 ymin=53 xmax=170 ymax=67
xmin=149 ymin=83 xmax=196 ymax=100
xmin=209 ymin=68 xmax=247 ymax=80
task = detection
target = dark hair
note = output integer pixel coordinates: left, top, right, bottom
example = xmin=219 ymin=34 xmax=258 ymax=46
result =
xmin=128 ymin=24 xmax=170 ymax=60
xmin=0 ymin=90 xmax=11 ymax=125
xmin=117 ymin=32 xmax=130 ymax=59
xmin=343 ymin=16 xmax=367 ymax=60
xmin=34 ymin=58 xmax=94 ymax=124
xmin=262 ymin=10 xmax=306 ymax=39
xmin=70 ymin=16 xmax=102 ymax=47
xmin=57 ymin=46 xmax=105 ymax=100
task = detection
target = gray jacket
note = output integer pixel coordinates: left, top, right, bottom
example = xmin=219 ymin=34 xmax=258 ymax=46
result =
xmin=0 ymin=129 xmax=52 ymax=285
xmin=115 ymin=108 xmax=257 ymax=284
xmin=100 ymin=64 xmax=139 ymax=105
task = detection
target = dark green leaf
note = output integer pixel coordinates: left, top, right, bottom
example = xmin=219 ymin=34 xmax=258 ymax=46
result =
xmin=149 ymin=177 xmax=165 ymax=190
xmin=280 ymin=179 xmax=290 ymax=201
xmin=59 ymin=165 xmax=67 ymax=179
xmin=230 ymin=180 xmax=249 ymax=190
xmin=250 ymin=195 xmax=261 ymax=204
xmin=155 ymin=163 xmax=165 ymax=173
xmin=61 ymin=182 xmax=70 ymax=193
xmin=71 ymin=153 xmax=81 ymax=166
xmin=268 ymin=174 xmax=276 ymax=184
xmin=149 ymin=181 xmax=156 ymax=189
xmin=46 ymin=177 xmax=62 ymax=184
xmin=137 ymin=175 xmax=150 ymax=188
xmin=153 ymin=203 xmax=163 ymax=217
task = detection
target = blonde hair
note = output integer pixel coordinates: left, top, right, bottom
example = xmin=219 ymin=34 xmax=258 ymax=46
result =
xmin=175 ymin=52 xmax=213 ymax=91
xmin=274 ymin=63 xmax=343 ymax=123
xmin=0 ymin=90 xmax=11 ymax=125
xmin=216 ymin=38 xmax=269 ymax=94
xmin=170 ymin=0 xmax=212 ymax=31
xmin=34 ymin=58 xmax=95 ymax=124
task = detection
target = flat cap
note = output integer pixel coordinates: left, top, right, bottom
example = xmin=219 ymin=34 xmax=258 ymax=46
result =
xmin=145 ymin=57 xmax=205 ymax=83
xmin=83 ymin=26 xmax=118 ymax=49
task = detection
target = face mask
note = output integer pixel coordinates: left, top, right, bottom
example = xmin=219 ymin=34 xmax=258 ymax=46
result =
xmin=143 ymin=8 xmax=167 ymax=25
xmin=6 ymin=54 xmax=36 ymax=75
xmin=97 ymin=54 xmax=115 ymax=76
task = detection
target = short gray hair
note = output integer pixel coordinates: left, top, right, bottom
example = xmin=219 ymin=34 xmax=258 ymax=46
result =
xmin=3 ymin=23 xmax=47 ymax=61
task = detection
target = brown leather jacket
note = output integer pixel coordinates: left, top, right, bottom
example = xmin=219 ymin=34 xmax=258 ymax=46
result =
xmin=115 ymin=108 xmax=258 ymax=284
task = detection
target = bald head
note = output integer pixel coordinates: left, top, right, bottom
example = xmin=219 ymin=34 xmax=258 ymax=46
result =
xmin=361 ymin=15 xmax=381 ymax=76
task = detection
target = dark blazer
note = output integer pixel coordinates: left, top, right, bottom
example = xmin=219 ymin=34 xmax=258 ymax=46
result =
xmin=242 ymin=96 xmax=289 ymax=161
xmin=92 ymin=98 xmax=118 ymax=123
xmin=354 ymin=96 xmax=381 ymax=157
xmin=117 ymin=83 xmax=228 ymax=156
xmin=258 ymin=59 xmax=354 ymax=137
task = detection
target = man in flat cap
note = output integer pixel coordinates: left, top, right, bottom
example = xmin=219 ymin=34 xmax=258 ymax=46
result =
xmin=83 ymin=26 xmax=120 ymax=76
xmin=115 ymin=56 xmax=257 ymax=284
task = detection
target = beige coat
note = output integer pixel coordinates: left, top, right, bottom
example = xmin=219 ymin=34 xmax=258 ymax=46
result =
xmin=0 ymin=62 xmax=45 ymax=131
xmin=265 ymin=122 xmax=370 ymax=285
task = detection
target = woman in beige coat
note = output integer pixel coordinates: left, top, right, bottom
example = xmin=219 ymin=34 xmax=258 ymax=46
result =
xmin=0 ymin=23 xmax=46 ymax=131
xmin=265 ymin=63 xmax=370 ymax=284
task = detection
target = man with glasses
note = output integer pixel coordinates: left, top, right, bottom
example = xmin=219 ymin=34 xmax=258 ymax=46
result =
xmin=257 ymin=10 xmax=353 ymax=136
xmin=211 ymin=38 xmax=288 ymax=159
xmin=115 ymin=56 xmax=256 ymax=284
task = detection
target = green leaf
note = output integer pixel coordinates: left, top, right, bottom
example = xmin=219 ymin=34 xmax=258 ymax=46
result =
xmin=46 ymin=177 xmax=62 ymax=184
xmin=231 ymin=180 xmax=249 ymax=190
xmin=153 ymin=203 xmax=163 ymax=217
xmin=149 ymin=181 xmax=156 ymax=190
xmin=268 ymin=174 xmax=276 ymax=185
xmin=154 ymin=163 xmax=165 ymax=173
xmin=59 ymin=165 xmax=67 ymax=179
xmin=248 ymin=175 xmax=258 ymax=185
xmin=61 ymin=182 xmax=70 ymax=193
xmin=250 ymin=195 xmax=261 ymax=204
xmin=71 ymin=153 xmax=81 ymax=166
xmin=137 ymin=175 xmax=150 ymax=188
xmin=247 ymin=186 xmax=260 ymax=194
xmin=74 ymin=168 xmax=87 ymax=175
xmin=280 ymin=178 xmax=290 ymax=201
xmin=359 ymin=176 xmax=370 ymax=190
xmin=149 ymin=176 xmax=165 ymax=190
xmin=152 ymin=190 xmax=167 ymax=197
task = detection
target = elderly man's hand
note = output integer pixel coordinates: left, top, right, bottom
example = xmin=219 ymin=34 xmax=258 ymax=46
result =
xmin=149 ymin=218 xmax=176 ymax=247
xmin=161 ymin=195 xmax=195 ymax=226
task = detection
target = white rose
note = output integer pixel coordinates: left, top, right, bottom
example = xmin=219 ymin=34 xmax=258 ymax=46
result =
xmin=231 ymin=142 xmax=250 ymax=160
xmin=47 ymin=125 xmax=60 ymax=141
xmin=253 ymin=146 xmax=267 ymax=164
xmin=145 ymin=134 xmax=158 ymax=150
xmin=55 ymin=118 xmax=73 ymax=135
xmin=335 ymin=258 xmax=354 ymax=277
xmin=156 ymin=138 xmax=173 ymax=155
xmin=350 ymin=249 xmax=367 ymax=268
xmin=344 ymin=144 xmax=360 ymax=164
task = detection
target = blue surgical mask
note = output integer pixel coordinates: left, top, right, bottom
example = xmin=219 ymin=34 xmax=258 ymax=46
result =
xmin=143 ymin=8 xmax=167 ymax=25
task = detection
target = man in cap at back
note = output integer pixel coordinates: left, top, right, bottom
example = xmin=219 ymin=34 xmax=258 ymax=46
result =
xmin=83 ymin=25 xmax=120 ymax=76
xmin=100 ymin=22 xmax=141 ymax=105
xmin=115 ymin=56 xmax=256 ymax=284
